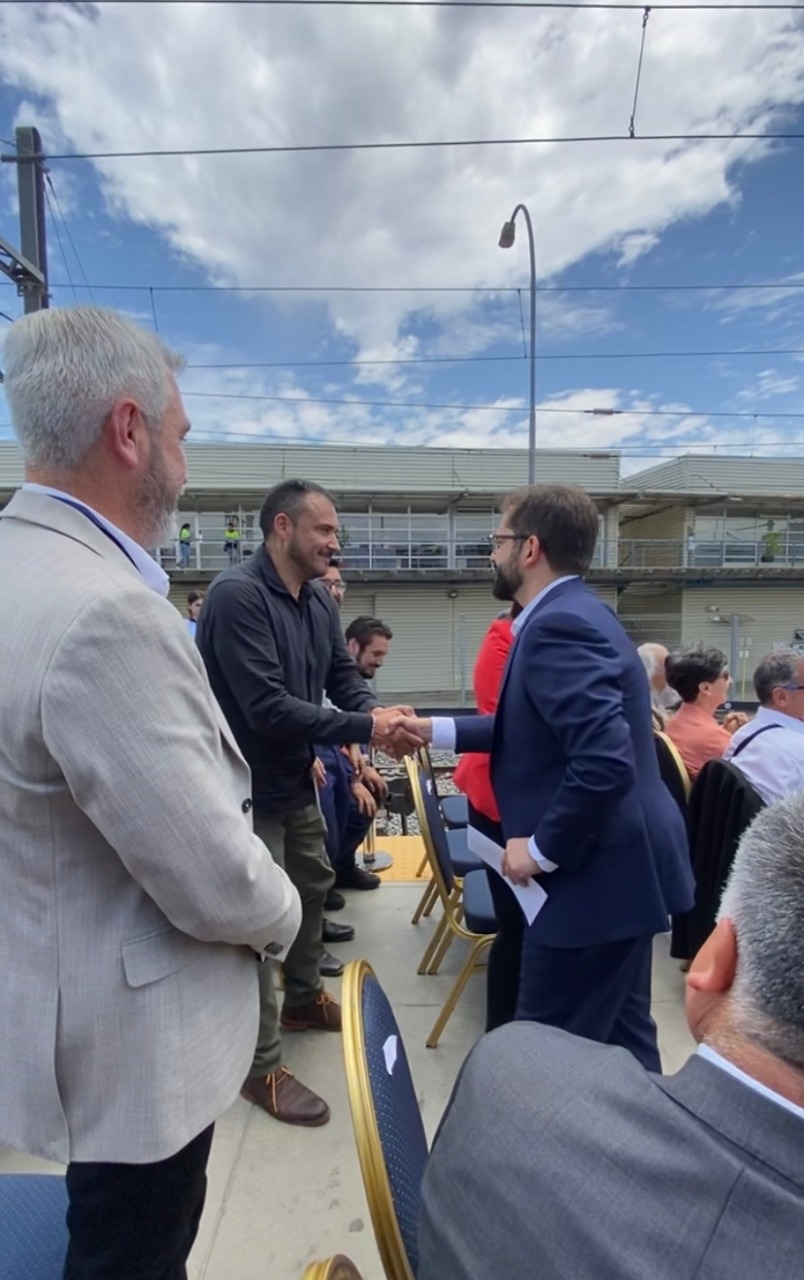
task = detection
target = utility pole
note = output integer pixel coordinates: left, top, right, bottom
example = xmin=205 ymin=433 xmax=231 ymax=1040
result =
xmin=0 ymin=126 xmax=49 ymax=314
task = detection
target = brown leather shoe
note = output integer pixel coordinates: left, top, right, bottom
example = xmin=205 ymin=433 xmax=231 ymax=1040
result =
xmin=240 ymin=1068 xmax=331 ymax=1126
xmin=281 ymin=991 xmax=342 ymax=1033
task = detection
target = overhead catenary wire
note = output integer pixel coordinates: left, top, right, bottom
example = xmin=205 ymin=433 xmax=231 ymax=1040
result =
xmin=628 ymin=7 xmax=651 ymax=138
xmin=183 ymin=347 xmax=804 ymax=369
xmin=4 ymin=131 xmax=803 ymax=163
xmin=3 ymin=278 xmax=802 ymax=295
xmin=178 ymin=389 xmax=804 ymax=418
xmin=5 ymin=1 xmax=802 ymax=9
xmin=43 ymin=184 xmax=79 ymax=304
xmin=44 ymin=172 xmax=96 ymax=303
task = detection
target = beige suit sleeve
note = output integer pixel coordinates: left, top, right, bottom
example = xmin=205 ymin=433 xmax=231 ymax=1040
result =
xmin=41 ymin=584 xmax=301 ymax=952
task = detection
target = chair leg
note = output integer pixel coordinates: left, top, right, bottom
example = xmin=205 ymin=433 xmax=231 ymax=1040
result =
xmin=427 ymin=887 xmax=462 ymax=973
xmin=415 ymin=852 xmax=428 ymax=878
xmin=417 ymin=912 xmax=448 ymax=975
xmin=421 ymin=880 xmax=439 ymax=918
xmin=426 ymin=938 xmax=492 ymax=1048
xmin=411 ymin=877 xmax=436 ymax=925
xmin=427 ymin=925 xmax=457 ymax=975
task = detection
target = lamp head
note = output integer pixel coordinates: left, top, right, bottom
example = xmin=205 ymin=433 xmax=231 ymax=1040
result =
xmin=498 ymin=220 xmax=516 ymax=249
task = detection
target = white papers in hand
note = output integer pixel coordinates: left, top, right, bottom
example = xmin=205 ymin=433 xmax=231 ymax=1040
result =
xmin=466 ymin=826 xmax=548 ymax=926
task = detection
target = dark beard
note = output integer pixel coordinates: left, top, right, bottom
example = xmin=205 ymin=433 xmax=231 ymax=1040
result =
xmin=492 ymin=564 xmax=518 ymax=602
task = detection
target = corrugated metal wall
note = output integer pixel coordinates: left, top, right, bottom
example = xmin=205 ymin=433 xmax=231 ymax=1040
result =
xmin=370 ymin=581 xmax=618 ymax=705
xmin=682 ymin=584 xmax=804 ymax=699
xmin=180 ymin=443 xmax=620 ymax=496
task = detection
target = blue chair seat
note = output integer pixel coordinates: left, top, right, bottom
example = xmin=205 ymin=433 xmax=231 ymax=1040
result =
xmin=445 ymin=827 xmax=482 ymax=877
xmin=0 ymin=1174 xmax=68 ymax=1279
xmin=462 ymin=869 xmax=497 ymax=934
xmin=441 ymin=793 xmax=469 ymax=829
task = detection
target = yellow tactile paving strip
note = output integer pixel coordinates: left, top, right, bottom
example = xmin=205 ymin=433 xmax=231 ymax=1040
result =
xmin=358 ymin=834 xmax=428 ymax=883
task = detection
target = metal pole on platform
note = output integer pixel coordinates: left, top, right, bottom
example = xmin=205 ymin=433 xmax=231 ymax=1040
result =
xmin=356 ymin=747 xmax=394 ymax=874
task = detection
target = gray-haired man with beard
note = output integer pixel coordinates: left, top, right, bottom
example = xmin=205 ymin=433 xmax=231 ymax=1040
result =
xmin=0 ymin=308 xmax=301 ymax=1279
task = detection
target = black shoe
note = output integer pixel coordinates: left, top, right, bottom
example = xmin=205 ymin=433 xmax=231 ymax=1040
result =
xmin=319 ymin=949 xmax=344 ymax=978
xmin=325 ymin=888 xmax=346 ymax=912
xmin=335 ymin=864 xmax=382 ymax=891
xmin=323 ymin=918 xmax=355 ymax=944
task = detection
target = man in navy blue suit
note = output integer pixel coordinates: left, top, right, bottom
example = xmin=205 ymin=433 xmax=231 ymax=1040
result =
xmin=405 ymin=484 xmax=694 ymax=1070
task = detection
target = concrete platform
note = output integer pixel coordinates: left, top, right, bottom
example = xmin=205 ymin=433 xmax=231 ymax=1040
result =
xmin=0 ymin=884 xmax=695 ymax=1279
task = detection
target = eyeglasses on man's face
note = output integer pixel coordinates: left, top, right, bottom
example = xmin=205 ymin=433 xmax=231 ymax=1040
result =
xmin=488 ymin=533 xmax=527 ymax=552
xmin=326 ymin=580 xmax=346 ymax=594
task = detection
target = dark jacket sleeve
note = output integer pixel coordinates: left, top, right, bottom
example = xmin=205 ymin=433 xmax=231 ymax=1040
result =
xmin=204 ymin=578 xmax=374 ymax=746
xmin=323 ymin=605 xmax=380 ymax=714
xmin=454 ymin=714 xmax=495 ymax=753
xmin=524 ymin=610 xmax=636 ymax=871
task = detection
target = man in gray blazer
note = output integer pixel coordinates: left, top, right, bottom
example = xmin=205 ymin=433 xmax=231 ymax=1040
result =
xmin=0 ymin=307 xmax=301 ymax=1279
xmin=419 ymin=794 xmax=804 ymax=1280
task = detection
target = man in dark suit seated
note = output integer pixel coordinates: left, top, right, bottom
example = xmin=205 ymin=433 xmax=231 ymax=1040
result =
xmin=403 ymin=484 xmax=694 ymax=1070
xmin=419 ymin=794 xmax=804 ymax=1280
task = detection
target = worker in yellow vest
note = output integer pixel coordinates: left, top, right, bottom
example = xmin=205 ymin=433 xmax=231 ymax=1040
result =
xmin=224 ymin=520 xmax=242 ymax=564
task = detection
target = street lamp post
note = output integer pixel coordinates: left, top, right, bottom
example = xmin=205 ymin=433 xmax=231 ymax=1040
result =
xmin=499 ymin=204 xmax=536 ymax=484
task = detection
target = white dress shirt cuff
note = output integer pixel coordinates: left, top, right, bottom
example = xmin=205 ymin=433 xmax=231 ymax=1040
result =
xmin=528 ymin=835 xmax=558 ymax=873
xmin=431 ymin=717 xmax=457 ymax=751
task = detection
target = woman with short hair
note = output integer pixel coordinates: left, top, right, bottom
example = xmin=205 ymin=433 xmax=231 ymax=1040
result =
xmin=664 ymin=644 xmax=734 ymax=780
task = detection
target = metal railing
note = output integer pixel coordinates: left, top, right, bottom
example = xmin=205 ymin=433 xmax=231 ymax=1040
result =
xmin=156 ymin=528 xmax=609 ymax=573
xmin=156 ymin=528 xmax=804 ymax=574
xmin=619 ymin=538 xmax=804 ymax=569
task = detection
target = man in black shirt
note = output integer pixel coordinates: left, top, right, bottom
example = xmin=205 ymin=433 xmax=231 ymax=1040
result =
xmin=197 ymin=479 xmax=415 ymax=1127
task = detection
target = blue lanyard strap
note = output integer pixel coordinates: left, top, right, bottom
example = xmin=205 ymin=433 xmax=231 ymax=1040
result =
xmin=50 ymin=495 xmax=140 ymax=572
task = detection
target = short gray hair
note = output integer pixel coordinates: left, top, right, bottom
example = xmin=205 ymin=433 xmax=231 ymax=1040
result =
xmin=719 ymin=794 xmax=804 ymax=1067
xmin=753 ymin=648 xmax=800 ymax=705
xmin=638 ymin=643 xmax=667 ymax=680
xmin=3 ymin=306 xmax=184 ymax=472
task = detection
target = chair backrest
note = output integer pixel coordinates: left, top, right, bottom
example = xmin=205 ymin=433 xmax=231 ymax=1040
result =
xmin=654 ymin=731 xmax=691 ymax=813
xmin=342 ymin=960 xmax=428 ymax=1280
xmin=0 ymin=1173 xmax=68 ymax=1279
xmin=301 ymin=1256 xmax=366 ymax=1280
xmin=417 ymin=745 xmax=436 ymax=790
xmin=684 ymin=757 xmax=765 ymax=955
xmin=405 ymin=758 xmax=455 ymax=896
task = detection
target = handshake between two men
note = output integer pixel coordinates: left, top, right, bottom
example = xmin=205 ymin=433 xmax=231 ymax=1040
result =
xmin=369 ymin=708 xmax=433 ymax=758
xmin=368 ymin=710 xmax=542 ymax=889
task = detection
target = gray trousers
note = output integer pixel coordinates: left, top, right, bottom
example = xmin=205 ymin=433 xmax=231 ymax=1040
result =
xmin=249 ymin=805 xmax=335 ymax=1077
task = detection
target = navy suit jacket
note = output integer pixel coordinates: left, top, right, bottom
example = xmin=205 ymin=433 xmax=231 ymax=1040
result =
xmin=456 ymin=579 xmax=694 ymax=947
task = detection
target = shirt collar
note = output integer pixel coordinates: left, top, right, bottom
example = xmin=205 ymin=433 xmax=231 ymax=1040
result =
xmin=511 ymin=575 xmax=579 ymax=636
xmin=748 ymin=704 xmax=804 ymax=737
xmin=22 ymin=483 xmax=170 ymax=597
xmin=697 ymin=1044 xmax=804 ymax=1122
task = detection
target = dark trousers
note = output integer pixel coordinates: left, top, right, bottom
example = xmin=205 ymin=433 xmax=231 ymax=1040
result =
xmin=317 ymin=744 xmax=371 ymax=873
xmin=64 ymin=1124 xmax=214 ymax=1279
xmin=468 ymin=804 xmax=525 ymax=1034
xmin=516 ymin=933 xmax=661 ymax=1073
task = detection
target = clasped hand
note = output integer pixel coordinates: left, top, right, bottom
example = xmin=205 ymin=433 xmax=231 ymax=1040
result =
xmin=501 ymin=836 xmax=540 ymax=886
xmin=370 ymin=707 xmax=430 ymax=758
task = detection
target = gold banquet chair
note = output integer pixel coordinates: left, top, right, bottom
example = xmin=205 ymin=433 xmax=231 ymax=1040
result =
xmin=302 ymin=1257 xmax=365 ymax=1280
xmin=409 ymin=751 xmax=482 ymax=934
xmin=412 ymin=745 xmax=469 ymax=895
xmin=654 ymin=729 xmax=691 ymax=817
xmin=342 ymin=960 xmax=429 ymax=1280
xmin=406 ymin=760 xmax=497 ymax=1047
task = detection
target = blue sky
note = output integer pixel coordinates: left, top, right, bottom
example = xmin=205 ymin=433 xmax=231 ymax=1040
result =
xmin=1 ymin=1 xmax=804 ymax=477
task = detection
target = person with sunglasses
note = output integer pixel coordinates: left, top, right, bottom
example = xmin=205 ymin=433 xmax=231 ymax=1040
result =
xmin=665 ymin=645 xmax=745 ymax=781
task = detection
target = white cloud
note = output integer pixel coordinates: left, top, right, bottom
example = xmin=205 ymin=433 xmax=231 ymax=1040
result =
xmin=0 ymin=1 xmax=802 ymax=373
xmin=616 ymin=232 xmax=660 ymax=270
